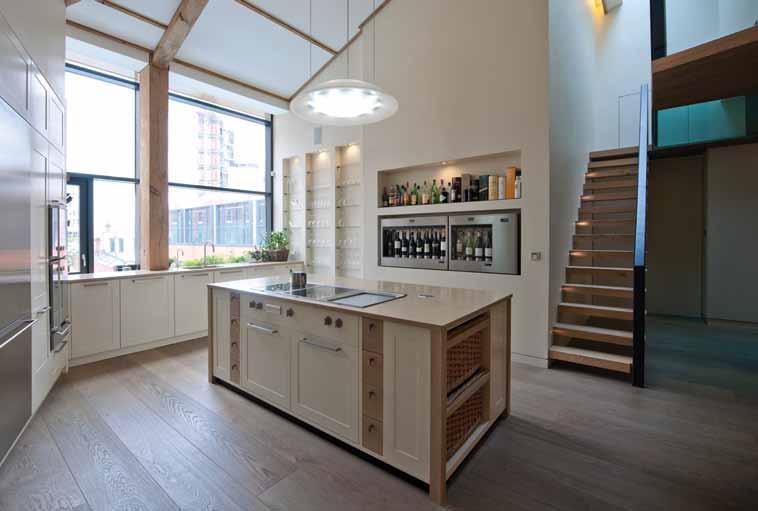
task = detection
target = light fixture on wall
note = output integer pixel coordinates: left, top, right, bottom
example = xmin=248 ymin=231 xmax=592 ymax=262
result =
xmin=290 ymin=0 xmax=398 ymax=127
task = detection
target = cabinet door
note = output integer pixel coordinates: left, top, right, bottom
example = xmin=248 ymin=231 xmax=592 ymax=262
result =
xmin=0 ymin=20 xmax=28 ymax=116
xmin=241 ymin=319 xmax=290 ymax=409
xmin=212 ymin=290 xmax=230 ymax=381
xmin=382 ymin=321 xmax=431 ymax=481
xmin=214 ymin=268 xmax=247 ymax=283
xmin=30 ymin=136 xmax=47 ymax=303
xmin=174 ymin=272 xmax=211 ymax=336
xmin=120 ymin=276 xmax=174 ymax=347
xmin=70 ymin=281 xmax=120 ymax=358
xmin=291 ymin=334 xmax=359 ymax=442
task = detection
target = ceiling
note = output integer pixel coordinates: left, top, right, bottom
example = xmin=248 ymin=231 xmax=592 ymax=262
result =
xmin=65 ymin=0 xmax=380 ymax=107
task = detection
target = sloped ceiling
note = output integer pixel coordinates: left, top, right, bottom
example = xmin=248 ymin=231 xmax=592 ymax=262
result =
xmin=65 ymin=0 xmax=380 ymax=109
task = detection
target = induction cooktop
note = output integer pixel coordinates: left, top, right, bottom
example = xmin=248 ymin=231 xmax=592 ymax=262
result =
xmin=255 ymin=282 xmax=405 ymax=307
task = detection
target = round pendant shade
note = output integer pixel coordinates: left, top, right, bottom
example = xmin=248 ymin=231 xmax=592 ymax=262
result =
xmin=290 ymin=79 xmax=399 ymax=127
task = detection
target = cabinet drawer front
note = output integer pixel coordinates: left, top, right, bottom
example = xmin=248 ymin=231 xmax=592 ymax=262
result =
xmin=362 ymin=319 xmax=383 ymax=354
xmin=362 ymin=416 xmax=383 ymax=455
xmin=291 ymin=335 xmax=359 ymax=443
xmin=230 ymin=360 xmax=241 ymax=384
xmin=362 ymin=351 xmax=383 ymax=387
xmin=362 ymin=383 xmax=383 ymax=421
xmin=245 ymin=294 xmax=285 ymax=325
xmin=214 ymin=269 xmax=247 ymax=283
xmin=242 ymin=321 xmax=290 ymax=409
xmin=290 ymin=304 xmax=359 ymax=347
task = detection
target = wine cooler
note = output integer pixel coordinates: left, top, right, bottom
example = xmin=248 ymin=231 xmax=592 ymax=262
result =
xmin=379 ymin=212 xmax=520 ymax=274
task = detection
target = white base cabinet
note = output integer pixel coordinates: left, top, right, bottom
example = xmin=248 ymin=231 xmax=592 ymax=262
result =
xmin=241 ymin=319 xmax=291 ymax=410
xmin=175 ymin=271 xmax=212 ymax=336
xmin=120 ymin=275 xmax=174 ymax=348
xmin=291 ymin=333 xmax=360 ymax=442
xmin=70 ymin=280 xmax=121 ymax=359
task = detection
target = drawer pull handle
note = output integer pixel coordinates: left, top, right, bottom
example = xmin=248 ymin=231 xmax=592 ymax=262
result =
xmin=249 ymin=300 xmax=257 ymax=308
xmin=368 ymin=424 xmax=376 ymax=433
xmin=368 ymin=390 xmax=376 ymax=399
xmin=301 ymin=338 xmax=342 ymax=353
xmin=335 ymin=318 xmax=343 ymax=328
xmin=247 ymin=323 xmax=278 ymax=335
xmin=286 ymin=308 xmax=294 ymax=317
xmin=368 ymin=323 xmax=375 ymax=331
xmin=83 ymin=282 xmax=109 ymax=287
xmin=231 ymin=364 xmax=238 ymax=370
xmin=231 ymin=342 xmax=238 ymax=348
xmin=323 ymin=316 xmax=332 ymax=326
xmin=133 ymin=276 xmax=163 ymax=282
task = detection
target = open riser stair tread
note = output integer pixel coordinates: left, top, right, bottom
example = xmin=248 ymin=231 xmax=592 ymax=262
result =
xmin=587 ymin=157 xmax=638 ymax=169
xmin=581 ymin=191 xmax=637 ymax=202
xmin=589 ymin=146 xmax=639 ymax=161
xmin=584 ymin=178 xmax=638 ymax=191
xmin=549 ymin=345 xmax=633 ymax=374
xmin=558 ymin=302 xmax=633 ymax=320
xmin=586 ymin=167 xmax=639 ymax=179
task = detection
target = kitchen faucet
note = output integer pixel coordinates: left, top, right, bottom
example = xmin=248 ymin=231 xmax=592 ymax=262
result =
xmin=203 ymin=241 xmax=215 ymax=266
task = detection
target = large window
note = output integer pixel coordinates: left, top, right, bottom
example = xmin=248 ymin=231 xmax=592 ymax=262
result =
xmin=168 ymin=96 xmax=271 ymax=263
xmin=65 ymin=65 xmax=138 ymax=273
xmin=65 ymin=64 xmax=272 ymax=273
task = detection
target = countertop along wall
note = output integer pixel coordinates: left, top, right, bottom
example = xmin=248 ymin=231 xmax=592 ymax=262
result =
xmin=275 ymin=0 xmax=551 ymax=365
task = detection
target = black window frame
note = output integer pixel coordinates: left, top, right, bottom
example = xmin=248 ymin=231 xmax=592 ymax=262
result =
xmin=167 ymin=93 xmax=273 ymax=250
xmin=64 ymin=64 xmax=274 ymax=273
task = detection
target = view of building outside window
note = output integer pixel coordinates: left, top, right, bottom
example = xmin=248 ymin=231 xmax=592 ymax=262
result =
xmin=92 ymin=180 xmax=137 ymax=272
xmin=168 ymin=98 xmax=268 ymax=263
xmin=66 ymin=183 xmax=81 ymax=273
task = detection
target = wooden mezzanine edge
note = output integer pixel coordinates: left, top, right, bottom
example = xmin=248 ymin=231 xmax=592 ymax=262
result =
xmin=653 ymin=26 xmax=758 ymax=111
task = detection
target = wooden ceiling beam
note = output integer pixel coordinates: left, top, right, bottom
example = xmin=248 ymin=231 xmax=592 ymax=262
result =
xmin=233 ymin=0 xmax=337 ymax=56
xmin=152 ymin=0 xmax=208 ymax=69
xmin=65 ymin=0 xmax=82 ymax=6
xmin=92 ymin=0 xmax=168 ymax=30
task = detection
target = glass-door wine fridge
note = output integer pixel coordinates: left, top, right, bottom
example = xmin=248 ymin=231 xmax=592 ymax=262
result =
xmin=379 ymin=211 xmax=520 ymax=274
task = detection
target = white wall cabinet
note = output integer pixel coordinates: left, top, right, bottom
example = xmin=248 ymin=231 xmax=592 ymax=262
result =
xmin=382 ymin=321 xmax=431 ymax=481
xmin=291 ymin=333 xmax=360 ymax=442
xmin=241 ymin=319 xmax=291 ymax=409
xmin=174 ymin=271 xmax=212 ymax=336
xmin=120 ymin=275 xmax=174 ymax=348
xmin=70 ymin=280 xmax=120 ymax=359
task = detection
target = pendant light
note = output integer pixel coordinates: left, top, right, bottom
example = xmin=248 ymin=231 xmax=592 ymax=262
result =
xmin=290 ymin=1 xmax=398 ymax=127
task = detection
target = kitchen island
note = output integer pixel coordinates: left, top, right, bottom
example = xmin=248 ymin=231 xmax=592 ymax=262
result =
xmin=207 ymin=275 xmax=512 ymax=505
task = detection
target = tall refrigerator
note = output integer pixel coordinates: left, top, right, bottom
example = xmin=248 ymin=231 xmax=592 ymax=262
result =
xmin=0 ymin=97 xmax=34 ymax=464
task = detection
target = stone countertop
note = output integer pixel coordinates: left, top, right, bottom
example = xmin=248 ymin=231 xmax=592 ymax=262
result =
xmin=65 ymin=261 xmax=304 ymax=284
xmin=209 ymin=274 xmax=512 ymax=329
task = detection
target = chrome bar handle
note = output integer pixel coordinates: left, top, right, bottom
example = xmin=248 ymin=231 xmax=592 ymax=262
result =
xmin=300 ymin=338 xmax=342 ymax=353
xmin=247 ymin=323 xmax=278 ymax=335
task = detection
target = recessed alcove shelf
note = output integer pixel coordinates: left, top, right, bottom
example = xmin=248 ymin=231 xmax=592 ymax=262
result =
xmin=377 ymin=149 xmax=522 ymax=212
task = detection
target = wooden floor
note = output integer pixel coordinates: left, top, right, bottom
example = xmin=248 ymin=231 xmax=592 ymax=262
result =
xmin=2 ymin=321 xmax=757 ymax=511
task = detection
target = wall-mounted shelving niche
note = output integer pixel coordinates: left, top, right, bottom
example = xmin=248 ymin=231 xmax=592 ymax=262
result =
xmin=377 ymin=149 xmax=522 ymax=211
xmin=281 ymin=143 xmax=362 ymax=278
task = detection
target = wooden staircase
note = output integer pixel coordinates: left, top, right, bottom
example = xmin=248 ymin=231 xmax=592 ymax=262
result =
xmin=550 ymin=146 xmax=639 ymax=375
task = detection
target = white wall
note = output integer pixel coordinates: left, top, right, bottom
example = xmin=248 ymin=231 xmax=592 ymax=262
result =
xmin=548 ymin=0 xmax=651 ymax=330
xmin=666 ymin=0 xmax=758 ymax=55
xmin=0 ymin=0 xmax=65 ymax=99
xmin=275 ymin=0 xmax=552 ymax=365
xmin=705 ymin=143 xmax=758 ymax=323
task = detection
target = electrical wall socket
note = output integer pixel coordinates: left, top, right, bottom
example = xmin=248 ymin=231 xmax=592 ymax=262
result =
xmin=530 ymin=251 xmax=542 ymax=262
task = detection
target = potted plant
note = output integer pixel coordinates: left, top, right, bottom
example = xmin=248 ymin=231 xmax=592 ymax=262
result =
xmin=251 ymin=230 xmax=289 ymax=262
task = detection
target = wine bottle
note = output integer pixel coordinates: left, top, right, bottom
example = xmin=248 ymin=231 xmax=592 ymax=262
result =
xmin=456 ymin=231 xmax=464 ymax=260
xmin=421 ymin=181 xmax=429 ymax=205
xmin=409 ymin=232 xmax=416 ymax=259
xmin=414 ymin=231 xmax=422 ymax=258
xmin=431 ymin=179 xmax=439 ymax=204
xmin=440 ymin=230 xmax=447 ymax=259
xmin=411 ymin=183 xmax=418 ymax=206
xmin=432 ymin=230 xmax=440 ymax=258
xmin=484 ymin=231 xmax=493 ymax=262
xmin=394 ymin=230 xmax=401 ymax=257
xmin=474 ymin=231 xmax=483 ymax=261
xmin=465 ymin=231 xmax=474 ymax=261
xmin=424 ymin=231 xmax=431 ymax=259
xmin=401 ymin=231 xmax=408 ymax=258
xmin=404 ymin=182 xmax=411 ymax=205
xmin=382 ymin=187 xmax=389 ymax=208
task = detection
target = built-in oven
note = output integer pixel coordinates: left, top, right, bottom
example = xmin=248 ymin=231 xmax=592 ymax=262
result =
xmin=48 ymin=201 xmax=70 ymax=351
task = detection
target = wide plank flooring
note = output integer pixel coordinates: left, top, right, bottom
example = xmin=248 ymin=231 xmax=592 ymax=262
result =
xmin=2 ymin=329 xmax=756 ymax=510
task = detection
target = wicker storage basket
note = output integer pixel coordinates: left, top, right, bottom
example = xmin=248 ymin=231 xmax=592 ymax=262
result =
xmin=446 ymin=387 xmax=484 ymax=460
xmin=446 ymin=329 xmax=483 ymax=393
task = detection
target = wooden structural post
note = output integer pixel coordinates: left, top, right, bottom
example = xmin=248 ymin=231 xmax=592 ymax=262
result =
xmin=138 ymin=61 xmax=169 ymax=270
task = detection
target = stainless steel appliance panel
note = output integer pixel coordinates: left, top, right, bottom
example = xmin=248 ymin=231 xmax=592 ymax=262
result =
xmin=0 ymin=99 xmax=32 ymax=330
xmin=0 ymin=320 xmax=34 ymax=463
xmin=449 ymin=212 xmax=520 ymax=275
xmin=380 ymin=215 xmax=448 ymax=271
